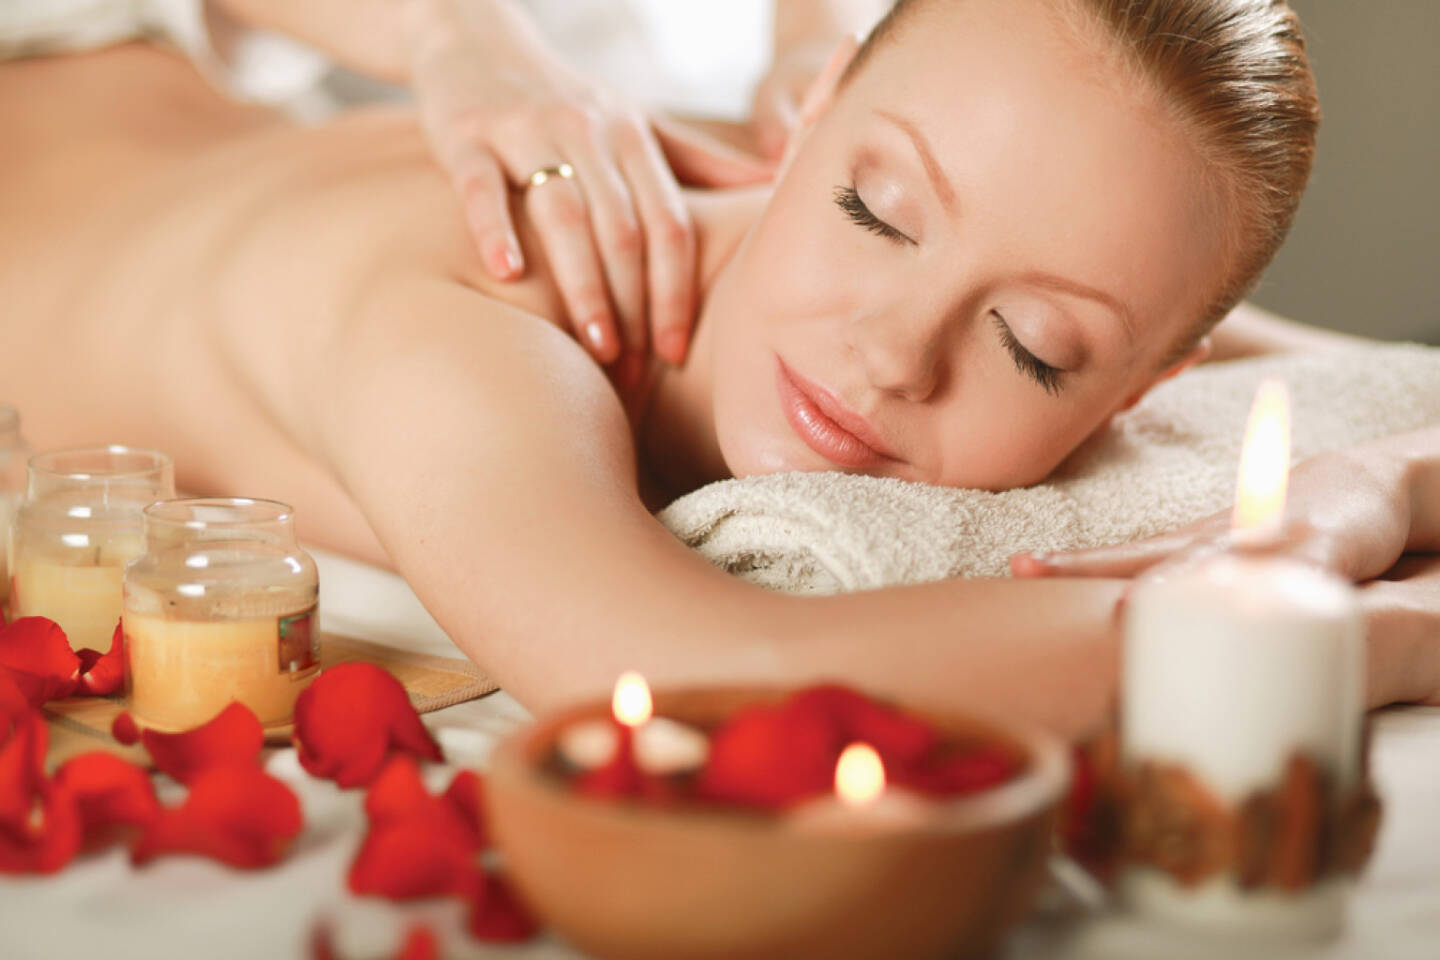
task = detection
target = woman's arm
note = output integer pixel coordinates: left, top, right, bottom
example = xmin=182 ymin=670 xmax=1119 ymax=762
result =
xmin=1206 ymin=301 xmax=1375 ymax=362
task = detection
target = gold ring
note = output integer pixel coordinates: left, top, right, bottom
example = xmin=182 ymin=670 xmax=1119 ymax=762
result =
xmin=526 ymin=162 xmax=576 ymax=188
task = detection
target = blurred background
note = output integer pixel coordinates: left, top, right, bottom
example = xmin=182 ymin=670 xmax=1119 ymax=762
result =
xmin=322 ymin=0 xmax=1437 ymax=345
xmin=1252 ymin=0 xmax=1439 ymax=345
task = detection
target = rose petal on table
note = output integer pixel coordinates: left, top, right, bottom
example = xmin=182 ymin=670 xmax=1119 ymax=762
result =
xmin=141 ymin=702 xmax=265 ymax=785
xmin=348 ymin=816 xmax=479 ymax=900
xmin=0 ymin=669 xmax=34 ymax=732
xmin=131 ymin=763 xmax=303 ymax=868
xmin=112 ymin=711 xmax=140 ymax=745
xmin=0 ymin=617 xmax=79 ymax=703
xmin=75 ymin=622 xmax=125 ymax=697
xmin=443 ymin=770 xmax=488 ymax=849
xmin=0 ymin=778 xmax=82 ymax=874
xmin=466 ymin=871 xmax=540 ymax=943
xmin=293 ymin=663 xmax=442 ymax=788
xmin=695 ymin=701 xmax=839 ymax=810
xmin=394 ymin=925 xmax=441 ymax=960
xmin=363 ymin=756 xmax=433 ymax=824
xmin=0 ymin=712 xmax=49 ymax=834
xmin=53 ymin=751 xmax=160 ymax=834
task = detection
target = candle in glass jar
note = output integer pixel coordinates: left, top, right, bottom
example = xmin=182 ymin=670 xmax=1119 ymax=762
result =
xmin=8 ymin=447 xmax=171 ymax=652
xmin=1121 ymin=379 xmax=1365 ymax=939
xmin=123 ymin=498 xmax=320 ymax=731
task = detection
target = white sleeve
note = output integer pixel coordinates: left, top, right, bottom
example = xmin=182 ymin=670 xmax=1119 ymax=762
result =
xmin=0 ymin=0 xmax=330 ymax=108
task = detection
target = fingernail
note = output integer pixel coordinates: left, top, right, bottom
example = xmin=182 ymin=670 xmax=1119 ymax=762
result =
xmin=503 ymin=246 xmax=523 ymax=276
xmin=584 ymin=322 xmax=606 ymax=354
xmin=657 ymin=328 xmax=688 ymax=365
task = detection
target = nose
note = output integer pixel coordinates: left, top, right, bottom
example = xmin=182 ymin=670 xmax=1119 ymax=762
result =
xmin=847 ymin=306 xmax=948 ymax=402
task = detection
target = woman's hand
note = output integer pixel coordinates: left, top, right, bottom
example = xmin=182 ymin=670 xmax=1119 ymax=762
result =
xmin=1362 ymin=554 xmax=1440 ymax=707
xmin=1011 ymin=430 xmax=1440 ymax=584
xmin=406 ymin=0 xmax=773 ymax=374
xmin=750 ymin=38 xmax=837 ymax=160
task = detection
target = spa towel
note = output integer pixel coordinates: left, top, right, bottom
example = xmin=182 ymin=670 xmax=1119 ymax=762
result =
xmin=658 ymin=344 xmax=1440 ymax=595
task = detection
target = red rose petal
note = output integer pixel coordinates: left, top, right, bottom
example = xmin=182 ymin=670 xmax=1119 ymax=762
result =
xmin=0 ymin=712 xmax=48 ymax=834
xmin=293 ymin=663 xmax=442 ymax=788
xmin=695 ymin=701 xmax=839 ymax=810
xmin=53 ymin=752 xmax=160 ymax=834
xmin=0 ymin=669 xmax=33 ymax=733
xmin=75 ymin=621 xmax=125 ymax=697
xmin=0 ymin=617 xmax=79 ymax=703
xmin=0 ymin=779 xmax=82 ymax=874
xmin=141 ymin=702 xmax=264 ymax=785
xmin=363 ymin=755 xmax=433 ymax=826
xmin=394 ymin=926 xmax=441 ymax=960
xmin=897 ymin=746 xmax=1018 ymax=796
xmin=467 ymin=872 xmax=539 ymax=943
xmin=791 ymin=685 xmax=939 ymax=768
xmin=131 ymin=763 xmax=302 ymax=868
xmin=348 ymin=817 xmax=478 ymax=900
xmin=573 ymin=726 xmax=644 ymax=800
xmin=112 ymin=711 xmax=140 ymax=746
xmin=443 ymin=770 xmax=487 ymax=850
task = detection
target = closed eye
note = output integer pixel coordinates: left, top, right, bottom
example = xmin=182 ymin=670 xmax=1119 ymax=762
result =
xmin=992 ymin=312 xmax=1064 ymax=396
xmin=834 ymin=185 xmax=914 ymax=246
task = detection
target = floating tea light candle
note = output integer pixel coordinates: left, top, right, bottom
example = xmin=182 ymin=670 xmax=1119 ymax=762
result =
xmin=1121 ymin=378 xmax=1371 ymax=941
xmin=790 ymin=742 xmax=932 ymax=831
xmin=559 ymin=671 xmax=709 ymax=777
xmin=122 ymin=498 xmax=319 ymax=731
xmin=8 ymin=446 xmax=173 ymax=652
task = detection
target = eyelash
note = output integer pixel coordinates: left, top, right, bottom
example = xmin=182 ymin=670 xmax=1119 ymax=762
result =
xmin=992 ymin=313 xmax=1063 ymax=396
xmin=833 ymin=184 xmax=912 ymax=245
xmin=834 ymin=183 xmax=1062 ymax=397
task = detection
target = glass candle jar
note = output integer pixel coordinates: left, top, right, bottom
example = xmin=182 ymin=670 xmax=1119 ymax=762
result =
xmin=0 ymin=406 xmax=31 ymax=615
xmin=122 ymin=498 xmax=320 ymax=731
xmin=8 ymin=445 xmax=174 ymax=652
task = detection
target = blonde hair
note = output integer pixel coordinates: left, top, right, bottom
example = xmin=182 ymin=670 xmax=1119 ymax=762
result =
xmin=848 ymin=0 xmax=1320 ymax=363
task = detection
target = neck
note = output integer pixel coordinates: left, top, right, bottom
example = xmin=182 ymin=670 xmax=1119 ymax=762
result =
xmin=633 ymin=187 xmax=767 ymax=506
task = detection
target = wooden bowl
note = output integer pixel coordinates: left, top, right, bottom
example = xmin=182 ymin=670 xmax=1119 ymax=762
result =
xmin=484 ymin=686 xmax=1070 ymax=960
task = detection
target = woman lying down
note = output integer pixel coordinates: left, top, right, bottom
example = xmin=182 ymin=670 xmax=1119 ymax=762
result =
xmin=2 ymin=0 xmax=1436 ymax=737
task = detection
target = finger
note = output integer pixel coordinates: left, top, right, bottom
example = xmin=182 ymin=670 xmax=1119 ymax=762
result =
xmin=560 ymin=131 xmax=647 ymax=361
xmin=751 ymin=86 xmax=798 ymax=161
xmin=1010 ymin=529 xmax=1209 ymax=580
xmin=651 ymin=116 xmax=775 ymax=188
xmin=448 ymin=146 xmax=524 ymax=280
xmin=616 ymin=122 xmax=697 ymax=366
xmin=509 ymin=152 xmax=620 ymax=364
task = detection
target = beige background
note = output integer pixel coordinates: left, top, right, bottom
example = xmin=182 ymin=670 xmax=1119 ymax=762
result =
xmin=1251 ymin=0 xmax=1439 ymax=344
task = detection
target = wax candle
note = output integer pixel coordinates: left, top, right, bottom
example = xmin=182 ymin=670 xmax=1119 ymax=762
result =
xmin=560 ymin=715 xmax=710 ymax=775
xmin=789 ymin=742 xmax=933 ymax=831
xmin=123 ymin=498 xmax=320 ymax=731
xmin=8 ymin=447 xmax=172 ymax=652
xmin=1120 ymin=379 xmax=1366 ymax=941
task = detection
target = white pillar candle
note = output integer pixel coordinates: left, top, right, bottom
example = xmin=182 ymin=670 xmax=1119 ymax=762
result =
xmin=1120 ymin=379 xmax=1366 ymax=941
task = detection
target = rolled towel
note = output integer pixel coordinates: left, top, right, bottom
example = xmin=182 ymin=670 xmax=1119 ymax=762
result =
xmin=658 ymin=344 xmax=1440 ymax=595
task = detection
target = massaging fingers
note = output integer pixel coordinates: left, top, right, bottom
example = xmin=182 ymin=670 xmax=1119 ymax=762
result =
xmin=501 ymin=144 xmax=622 ymax=365
xmin=616 ymin=119 xmax=701 ymax=367
xmin=442 ymin=141 xmax=525 ymax=281
xmin=558 ymin=118 xmax=650 ymax=366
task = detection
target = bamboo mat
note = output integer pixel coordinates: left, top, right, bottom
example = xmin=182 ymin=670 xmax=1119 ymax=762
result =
xmin=41 ymin=633 xmax=498 ymax=769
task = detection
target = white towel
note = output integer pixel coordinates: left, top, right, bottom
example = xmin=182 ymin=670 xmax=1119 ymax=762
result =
xmin=658 ymin=344 xmax=1440 ymax=594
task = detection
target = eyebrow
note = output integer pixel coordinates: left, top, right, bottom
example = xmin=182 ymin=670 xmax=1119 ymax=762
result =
xmin=875 ymin=110 xmax=1136 ymax=345
xmin=876 ymin=109 xmax=958 ymax=216
xmin=1019 ymin=271 xmax=1137 ymax=344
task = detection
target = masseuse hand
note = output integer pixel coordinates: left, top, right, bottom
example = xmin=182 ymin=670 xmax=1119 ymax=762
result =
xmin=1010 ymin=432 xmax=1440 ymax=584
xmin=406 ymin=0 xmax=773 ymax=375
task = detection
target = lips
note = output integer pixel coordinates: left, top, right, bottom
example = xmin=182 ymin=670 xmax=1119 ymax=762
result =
xmin=775 ymin=358 xmax=898 ymax=469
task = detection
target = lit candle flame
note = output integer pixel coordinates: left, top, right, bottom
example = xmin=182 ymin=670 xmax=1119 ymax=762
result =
xmin=611 ymin=671 xmax=653 ymax=728
xmin=1232 ymin=378 xmax=1291 ymax=544
xmin=834 ymin=742 xmax=886 ymax=807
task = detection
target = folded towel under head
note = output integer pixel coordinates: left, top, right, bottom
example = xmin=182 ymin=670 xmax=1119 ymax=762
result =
xmin=658 ymin=344 xmax=1440 ymax=595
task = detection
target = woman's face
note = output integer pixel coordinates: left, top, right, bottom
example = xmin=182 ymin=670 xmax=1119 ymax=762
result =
xmin=704 ymin=0 xmax=1228 ymax=489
